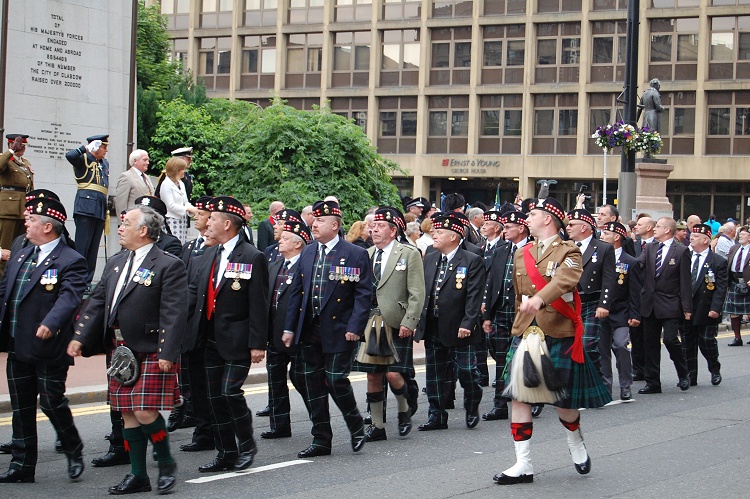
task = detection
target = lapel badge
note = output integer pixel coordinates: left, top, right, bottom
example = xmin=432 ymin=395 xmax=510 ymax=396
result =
xmin=669 ymin=258 xmax=676 ymax=265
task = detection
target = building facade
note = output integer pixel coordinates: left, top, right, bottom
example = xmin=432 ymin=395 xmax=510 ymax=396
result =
xmin=154 ymin=0 xmax=750 ymax=221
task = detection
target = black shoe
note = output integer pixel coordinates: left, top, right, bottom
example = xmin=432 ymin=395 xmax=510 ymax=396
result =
xmin=198 ymin=457 xmax=236 ymax=473
xmin=55 ymin=438 xmax=64 ymax=453
xmin=0 ymin=441 xmax=12 ymax=454
xmin=530 ymin=404 xmax=543 ymax=417
xmin=728 ymin=338 xmax=743 ymax=346
xmin=0 ymin=468 xmax=35 ymax=483
xmin=397 ymin=411 xmax=412 ymax=437
xmin=620 ymin=387 xmax=632 ymax=401
xmin=256 ymin=405 xmax=270 ymax=417
xmin=364 ymin=425 xmax=387 ymax=442
xmin=678 ymin=377 xmax=690 ymax=391
xmin=92 ymin=448 xmax=131 ymax=467
xmin=638 ymin=384 xmax=662 ymax=394
xmin=109 ymin=473 xmax=151 ymax=495
xmin=297 ymin=445 xmax=331 ymax=458
xmin=482 ymin=407 xmax=509 ymax=421
xmin=362 ymin=413 xmax=372 ymax=425
xmin=180 ymin=441 xmax=214 ymax=452
xmin=261 ymin=427 xmax=291 ymax=439
xmin=67 ymin=453 xmax=85 ymax=481
xmin=157 ymin=461 xmax=177 ymax=494
xmin=466 ymin=410 xmax=480 ymax=429
xmin=711 ymin=373 xmax=722 ymax=386
xmin=234 ymin=446 xmax=257 ymax=471
xmin=575 ymin=455 xmax=592 ymax=475
xmin=167 ymin=403 xmax=187 ymax=433
xmin=407 ymin=391 xmax=419 ymax=417
xmin=493 ymin=472 xmax=533 ymax=485
xmin=417 ymin=418 xmax=448 ymax=431
xmin=351 ymin=428 xmax=366 ymax=452
xmin=179 ymin=416 xmax=198 ymax=429
xmin=632 ymin=373 xmax=645 ymax=381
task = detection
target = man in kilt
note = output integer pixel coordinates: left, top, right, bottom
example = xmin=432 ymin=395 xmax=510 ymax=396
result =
xmin=494 ymin=197 xmax=611 ymax=486
xmin=352 ymin=207 xmax=425 ymax=441
xmin=481 ymin=210 xmax=529 ymax=421
xmin=68 ymin=205 xmax=186 ymax=494
xmin=684 ymin=224 xmax=727 ymax=385
xmin=565 ymin=209 xmax=616 ymax=374
xmin=725 ymin=226 xmax=750 ymax=346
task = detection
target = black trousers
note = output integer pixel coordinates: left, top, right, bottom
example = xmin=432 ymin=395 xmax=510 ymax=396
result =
xmin=204 ymin=339 xmax=255 ymax=460
xmin=265 ymin=345 xmax=306 ymax=431
xmin=6 ymin=353 xmax=82 ymax=474
xmin=630 ymin=323 xmax=646 ymax=377
xmin=73 ymin=214 xmax=104 ymax=286
xmin=682 ymin=323 xmax=721 ymax=382
xmin=643 ymin=315 xmax=689 ymax=388
xmin=187 ymin=347 xmax=212 ymax=445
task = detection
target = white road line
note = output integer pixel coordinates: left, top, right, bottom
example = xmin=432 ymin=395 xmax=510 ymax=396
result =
xmin=185 ymin=459 xmax=312 ymax=484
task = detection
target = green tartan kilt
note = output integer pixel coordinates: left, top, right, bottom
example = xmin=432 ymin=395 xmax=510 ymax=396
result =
xmin=503 ymin=335 xmax=612 ymax=409
xmin=352 ymin=332 xmax=414 ymax=374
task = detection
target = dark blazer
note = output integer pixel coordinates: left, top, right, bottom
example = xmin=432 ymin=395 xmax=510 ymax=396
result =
xmin=577 ymin=238 xmax=616 ymax=310
xmin=188 ymin=237 xmax=269 ymax=361
xmin=284 ymin=238 xmax=372 ymax=353
xmin=75 ymin=245 xmax=187 ymax=362
xmin=267 ymin=257 xmax=300 ymax=353
xmin=416 ymin=248 xmax=485 ymax=347
xmin=605 ymin=250 xmax=641 ymax=329
xmin=425 ymin=239 xmax=484 ymax=259
xmin=264 ymin=243 xmax=280 ymax=264
xmin=689 ymin=250 xmax=728 ymax=326
xmin=725 ymin=243 xmax=750 ymax=282
xmin=466 ymin=225 xmax=484 ymax=247
xmin=157 ymin=230 xmax=182 ymax=257
xmin=638 ymin=240 xmax=692 ymax=319
xmin=257 ymin=218 xmax=275 ymax=252
xmin=181 ymin=237 xmax=205 ymax=266
xmin=0 ymin=241 xmax=87 ymax=365
xmin=482 ymin=240 xmax=513 ymax=321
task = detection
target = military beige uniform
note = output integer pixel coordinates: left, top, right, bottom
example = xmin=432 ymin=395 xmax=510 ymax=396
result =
xmin=0 ymin=151 xmax=33 ymax=253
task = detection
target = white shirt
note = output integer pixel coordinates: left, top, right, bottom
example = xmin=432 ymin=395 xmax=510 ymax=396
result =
xmin=111 ymin=243 xmax=154 ymax=311
xmin=216 ymin=234 xmax=240 ymax=288
xmin=285 ymin=254 xmax=300 ymax=268
xmin=319 ymin=235 xmax=340 ymax=256
xmin=656 ymin=238 xmax=673 ymax=268
xmin=441 ymin=245 xmax=460 ymax=264
xmin=159 ymin=178 xmax=193 ymax=218
xmin=575 ymin=234 xmax=594 ymax=255
xmin=692 ymin=248 xmax=709 ymax=276
xmin=614 ymin=247 xmax=623 ymax=262
xmin=373 ymin=239 xmax=395 ymax=279
xmin=36 ymin=237 xmax=61 ymax=265
xmin=731 ymin=243 xmax=750 ymax=271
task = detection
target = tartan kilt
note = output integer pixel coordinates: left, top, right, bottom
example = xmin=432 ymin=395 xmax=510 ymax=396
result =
xmin=724 ymin=282 xmax=750 ymax=315
xmin=352 ymin=333 xmax=414 ymax=374
xmin=109 ymin=351 xmax=180 ymax=411
xmin=580 ymin=300 xmax=600 ymax=333
xmin=503 ymin=335 xmax=611 ymax=409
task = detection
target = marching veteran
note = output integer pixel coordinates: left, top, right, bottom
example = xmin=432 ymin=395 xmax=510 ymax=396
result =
xmin=0 ymin=134 xmax=34 ymax=271
xmin=494 ymin=197 xmax=610 ymax=486
xmin=67 ymin=204 xmax=186 ymax=495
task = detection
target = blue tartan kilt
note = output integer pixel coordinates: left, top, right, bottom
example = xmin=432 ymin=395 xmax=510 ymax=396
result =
xmin=724 ymin=282 xmax=750 ymax=315
xmin=580 ymin=300 xmax=600 ymax=333
xmin=503 ymin=335 xmax=612 ymax=409
xmin=352 ymin=333 xmax=414 ymax=374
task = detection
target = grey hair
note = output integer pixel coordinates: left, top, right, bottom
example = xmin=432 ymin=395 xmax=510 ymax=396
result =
xmin=405 ymin=221 xmax=421 ymax=237
xmin=466 ymin=207 xmax=484 ymax=221
xmin=131 ymin=205 xmax=163 ymax=241
xmin=39 ymin=215 xmax=64 ymax=235
xmin=128 ymin=149 xmax=147 ymax=166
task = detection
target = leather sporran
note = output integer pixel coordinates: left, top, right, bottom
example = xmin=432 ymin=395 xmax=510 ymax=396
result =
xmin=107 ymin=345 xmax=141 ymax=386
xmin=737 ymin=278 xmax=749 ymax=295
xmin=355 ymin=309 xmax=399 ymax=366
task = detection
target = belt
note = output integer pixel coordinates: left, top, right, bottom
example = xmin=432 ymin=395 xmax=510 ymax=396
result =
xmin=111 ymin=327 xmax=127 ymax=347
xmin=77 ymin=183 xmax=108 ymax=195
xmin=0 ymin=186 xmax=28 ymax=192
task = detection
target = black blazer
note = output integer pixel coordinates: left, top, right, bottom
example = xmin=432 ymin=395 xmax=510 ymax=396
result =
xmin=725 ymin=243 xmax=750 ymax=282
xmin=76 ymin=245 xmax=188 ymax=362
xmin=578 ymin=238 xmax=616 ymax=310
xmin=689 ymin=250 xmax=728 ymax=326
xmin=482 ymin=241 xmax=513 ymax=321
xmin=181 ymin=237 xmax=205 ymax=267
xmin=157 ymin=230 xmax=182 ymax=258
xmin=267 ymin=257 xmax=300 ymax=353
xmin=257 ymin=218 xmax=275 ymax=252
xmin=425 ymin=239 xmax=484 ymax=259
xmin=416 ymin=248 xmax=485 ymax=347
xmin=638 ymin=241 xmax=692 ymax=319
xmin=188 ymin=237 xmax=269 ymax=360
xmin=0 ymin=241 xmax=87 ymax=365
xmin=605 ymin=250 xmax=641 ymax=329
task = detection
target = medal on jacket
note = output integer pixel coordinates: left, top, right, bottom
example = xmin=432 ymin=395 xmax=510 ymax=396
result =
xmin=286 ymin=272 xmax=294 ymax=285
xmin=395 ymin=258 xmax=407 ymax=271
xmin=545 ymin=261 xmax=558 ymax=277
xmin=455 ymin=266 xmax=467 ymax=289
xmin=706 ymin=268 xmax=715 ymax=290
xmin=616 ymin=262 xmax=629 ymax=285
xmin=40 ymin=269 xmax=58 ymax=291
xmin=591 ymin=250 xmax=598 ymax=263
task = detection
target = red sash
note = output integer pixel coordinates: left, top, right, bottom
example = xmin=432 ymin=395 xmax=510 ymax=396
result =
xmin=522 ymin=245 xmax=584 ymax=363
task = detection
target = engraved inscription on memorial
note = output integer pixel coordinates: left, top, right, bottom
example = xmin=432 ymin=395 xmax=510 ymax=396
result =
xmin=28 ymin=14 xmax=84 ymax=89
xmin=27 ymin=123 xmax=78 ymax=160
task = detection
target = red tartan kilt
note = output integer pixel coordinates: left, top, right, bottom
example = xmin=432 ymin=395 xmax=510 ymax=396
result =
xmin=108 ymin=351 xmax=180 ymax=411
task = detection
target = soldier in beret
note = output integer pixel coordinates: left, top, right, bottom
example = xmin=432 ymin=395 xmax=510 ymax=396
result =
xmin=0 ymin=134 xmax=34 ymax=274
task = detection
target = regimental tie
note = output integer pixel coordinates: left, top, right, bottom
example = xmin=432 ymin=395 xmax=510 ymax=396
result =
xmin=312 ymin=245 xmax=328 ymax=317
xmin=691 ymin=253 xmax=701 ymax=284
xmin=433 ymin=256 xmax=448 ymax=317
xmin=655 ymin=242 xmax=664 ymax=276
xmin=735 ymin=246 xmax=746 ymax=273
xmin=273 ymin=260 xmax=291 ymax=308
xmin=372 ymin=249 xmax=383 ymax=305
xmin=109 ymin=251 xmax=134 ymax=326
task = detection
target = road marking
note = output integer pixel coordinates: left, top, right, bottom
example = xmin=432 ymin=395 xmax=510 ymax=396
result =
xmin=185 ymin=459 xmax=312 ymax=483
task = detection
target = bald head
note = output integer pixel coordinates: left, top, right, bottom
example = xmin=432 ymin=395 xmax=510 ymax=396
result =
xmin=686 ymin=215 xmax=701 ymax=230
xmin=269 ymin=201 xmax=284 ymax=216
xmin=633 ymin=216 xmax=655 ymax=238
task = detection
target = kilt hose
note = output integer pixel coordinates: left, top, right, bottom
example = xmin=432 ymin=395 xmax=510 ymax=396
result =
xmin=204 ymin=338 xmax=255 ymax=460
xmin=724 ymin=282 xmax=750 ymax=315
xmin=6 ymin=352 xmax=83 ymax=474
xmin=682 ymin=323 xmax=721 ymax=383
xmin=642 ymin=315 xmax=689 ymax=388
xmin=298 ymin=334 xmax=364 ymax=450
xmin=580 ymin=299 xmax=602 ymax=373
xmin=186 ymin=346 xmax=213 ymax=446
xmin=108 ymin=352 xmax=179 ymax=412
xmin=266 ymin=344 xmax=306 ymax=431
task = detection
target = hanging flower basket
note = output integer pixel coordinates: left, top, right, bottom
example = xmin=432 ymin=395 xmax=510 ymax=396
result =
xmin=634 ymin=126 xmax=663 ymax=155
xmin=591 ymin=121 xmax=639 ymax=153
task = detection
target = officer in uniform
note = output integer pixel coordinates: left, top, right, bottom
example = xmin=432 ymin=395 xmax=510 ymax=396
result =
xmin=0 ymin=134 xmax=34 ymax=273
xmin=0 ymin=195 xmax=86 ymax=483
xmin=66 ymin=134 xmax=109 ymax=289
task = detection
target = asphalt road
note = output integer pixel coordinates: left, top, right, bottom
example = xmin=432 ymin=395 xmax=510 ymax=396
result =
xmin=1 ymin=335 xmax=750 ymax=498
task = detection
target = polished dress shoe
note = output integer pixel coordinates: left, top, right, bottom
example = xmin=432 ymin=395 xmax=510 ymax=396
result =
xmin=0 ymin=441 xmax=12 ymax=454
xmin=530 ymin=404 xmax=543 ymax=417
xmin=92 ymin=447 xmax=130 ymax=467
xmin=638 ymin=384 xmax=662 ymax=394
xmin=711 ymin=373 xmax=722 ymax=386
xmin=493 ymin=472 xmax=533 ymax=485
xmin=466 ymin=410 xmax=480 ymax=429
xmin=417 ymin=418 xmax=447 ymax=431
xmin=198 ymin=456 xmax=236 ymax=473
xmin=678 ymin=377 xmax=690 ymax=391
xmin=55 ymin=438 xmax=64 ymax=453
xmin=362 ymin=413 xmax=372 ymax=425
xmin=351 ymin=428 xmax=366 ymax=452
xmin=157 ymin=461 xmax=177 ymax=494
xmin=620 ymin=387 xmax=632 ymax=401
xmin=397 ymin=411 xmax=412 ymax=437
xmin=364 ymin=425 xmax=387 ymax=442
xmin=256 ymin=405 xmax=270 ymax=417
xmin=108 ymin=473 xmax=151 ymax=495
xmin=167 ymin=403 xmax=187 ymax=432
xmin=234 ymin=446 xmax=257 ymax=471
xmin=728 ymin=338 xmax=743 ymax=346
xmin=574 ymin=455 xmax=592 ymax=474
xmin=0 ymin=468 xmax=34 ymax=483
xmin=297 ymin=445 xmax=331 ymax=458
xmin=482 ymin=407 xmax=509 ymax=421
xmin=180 ymin=441 xmax=214 ymax=452
xmin=67 ymin=453 xmax=85 ymax=481
xmin=261 ymin=427 xmax=291 ymax=439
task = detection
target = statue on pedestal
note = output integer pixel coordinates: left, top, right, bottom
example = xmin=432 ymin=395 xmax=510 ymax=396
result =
xmin=637 ymin=78 xmax=664 ymax=133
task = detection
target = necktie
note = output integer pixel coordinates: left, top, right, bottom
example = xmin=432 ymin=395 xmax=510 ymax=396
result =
xmin=511 ymin=245 xmax=517 ymax=255
xmin=735 ymin=247 xmax=745 ymax=272
xmin=691 ymin=253 xmax=701 ymax=283
xmin=213 ymin=245 xmax=223 ymax=287
xmin=655 ymin=242 xmax=664 ymax=276
xmin=109 ymin=251 xmax=134 ymax=325
xmin=576 ymin=241 xmax=582 ymax=247
xmin=142 ymin=173 xmax=152 ymax=195
xmin=373 ymin=249 xmax=383 ymax=291
xmin=313 ymin=245 xmax=328 ymax=316
xmin=641 ymin=240 xmax=646 ymax=251
xmin=273 ymin=261 xmax=290 ymax=308
xmin=206 ymin=245 xmax=223 ymax=320
xmin=537 ymin=241 xmax=544 ymax=256
xmin=433 ymin=256 xmax=448 ymax=316
xmin=195 ymin=237 xmax=204 ymax=251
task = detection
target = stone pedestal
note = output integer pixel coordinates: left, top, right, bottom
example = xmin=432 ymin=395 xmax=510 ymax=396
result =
xmin=635 ymin=159 xmax=674 ymax=219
